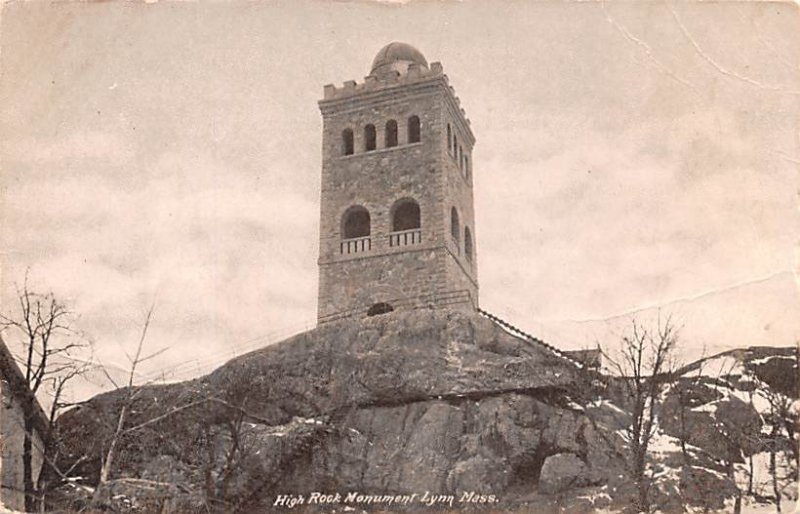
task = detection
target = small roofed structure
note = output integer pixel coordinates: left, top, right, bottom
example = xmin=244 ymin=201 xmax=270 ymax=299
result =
xmin=0 ymin=335 xmax=49 ymax=511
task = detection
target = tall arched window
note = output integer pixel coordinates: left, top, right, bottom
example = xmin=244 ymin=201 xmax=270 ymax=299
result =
xmin=364 ymin=124 xmax=376 ymax=151
xmin=342 ymin=206 xmax=370 ymax=238
xmin=342 ymin=128 xmax=354 ymax=156
xmin=391 ymin=198 xmax=421 ymax=231
xmin=464 ymin=227 xmax=473 ymax=261
xmin=408 ymin=115 xmax=421 ymax=143
xmin=450 ymin=207 xmax=460 ymax=243
xmin=385 ymin=120 xmax=398 ymax=148
xmin=447 ymin=124 xmax=452 ymax=153
xmin=453 ymin=134 xmax=458 ymax=158
xmin=465 ymin=155 xmax=471 ymax=182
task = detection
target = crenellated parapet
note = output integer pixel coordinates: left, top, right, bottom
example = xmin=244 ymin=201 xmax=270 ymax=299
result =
xmin=323 ymin=61 xmax=444 ymax=100
xmin=321 ymin=60 xmax=473 ymax=143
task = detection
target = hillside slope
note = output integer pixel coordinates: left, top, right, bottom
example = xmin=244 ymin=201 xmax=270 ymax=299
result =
xmin=51 ymin=309 xmax=626 ymax=512
xmin=49 ymin=311 xmax=797 ymax=513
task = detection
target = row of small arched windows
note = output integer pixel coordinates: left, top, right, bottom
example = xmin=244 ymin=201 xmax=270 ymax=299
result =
xmin=446 ymin=123 xmax=471 ymax=182
xmin=342 ymin=116 xmax=421 ymax=156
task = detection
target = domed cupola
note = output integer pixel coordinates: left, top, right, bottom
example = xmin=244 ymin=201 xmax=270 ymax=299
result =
xmin=369 ymin=42 xmax=429 ymax=77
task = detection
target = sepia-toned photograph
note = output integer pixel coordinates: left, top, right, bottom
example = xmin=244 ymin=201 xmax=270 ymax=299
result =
xmin=0 ymin=1 xmax=798 ymax=512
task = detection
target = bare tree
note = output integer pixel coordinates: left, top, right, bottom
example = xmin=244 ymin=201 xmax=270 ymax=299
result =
xmin=605 ymin=316 xmax=679 ymax=513
xmin=91 ymin=304 xmax=158 ymax=507
xmin=196 ymin=403 xmax=259 ymax=511
xmin=0 ymin=275 xmax=91 ymax=511
xmin=760 ymin=379 xmax=798 ymax=513
xmin=673 ymin=350 xmax=707 ymax=467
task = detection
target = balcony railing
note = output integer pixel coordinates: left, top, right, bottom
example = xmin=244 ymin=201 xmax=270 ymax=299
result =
xmin=340 ymin=236 xmax=371 ymax=255
xmin=388 ymin=229 xmax=422 ymax=248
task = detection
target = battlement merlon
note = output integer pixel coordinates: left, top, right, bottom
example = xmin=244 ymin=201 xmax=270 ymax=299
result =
xmin=319 ymin=61 xmax=475 ymax=146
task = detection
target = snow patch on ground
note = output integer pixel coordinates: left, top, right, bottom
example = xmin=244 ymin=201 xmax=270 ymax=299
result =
xmin=587 ymin=398 xmax=628 ymax=415
xmin=649 ymin=430 xmax=683 ymax=455
xmin=749 ymin=355 xmax=796 ymax=367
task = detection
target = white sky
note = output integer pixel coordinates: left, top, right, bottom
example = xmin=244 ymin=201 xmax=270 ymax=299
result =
xmin=1 ymin=1 xmax=798 ymax=399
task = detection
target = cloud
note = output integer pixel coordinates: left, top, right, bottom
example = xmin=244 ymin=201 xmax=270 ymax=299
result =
xmin=3 ymin=131 xmax=135 ymax=168
xmin=476 ymin=109 xmax=797 ymax=322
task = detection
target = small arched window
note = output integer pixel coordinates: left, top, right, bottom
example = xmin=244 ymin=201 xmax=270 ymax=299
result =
xmin=364 ymin=124 xmax=377 ymax=152
xmin=342 ymin=206 xmax=370 ymax=239
xmin=465 ymin=227 xmax=473 ymax=261
xmin=450 ymin=207 xmax=460 ymax=243
xmin=447 ymin=124 xmax=452 ymax=153
xmin=385 ymin=120 xmax=398 ymax=148
xmin=342 ymin=129 xmax=354 ymax=156
xmin=392 ymin=198 xmax=421 ymax=231
xmin=408 ymin=116 xmax=421 ymax=143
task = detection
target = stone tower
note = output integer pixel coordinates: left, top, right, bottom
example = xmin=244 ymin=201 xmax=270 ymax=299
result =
xmin=317 ymin=42 xmax=478 ymax=323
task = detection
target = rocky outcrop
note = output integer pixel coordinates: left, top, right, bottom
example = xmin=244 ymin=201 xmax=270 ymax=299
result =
xmin=52 ymin=309 xmax=623 ymax=512
xmin=49 ymin=310 xmax=799 ymax=513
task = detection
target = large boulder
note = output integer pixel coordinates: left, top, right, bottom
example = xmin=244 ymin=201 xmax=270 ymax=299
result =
xmin=539 ymin=453 xmax=589 ymax=494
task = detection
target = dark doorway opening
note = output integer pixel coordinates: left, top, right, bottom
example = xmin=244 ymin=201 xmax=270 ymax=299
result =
xmin=367 ymin=302 xmax=394 ymax=316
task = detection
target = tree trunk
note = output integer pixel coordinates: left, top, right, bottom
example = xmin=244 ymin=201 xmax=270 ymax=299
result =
xmin=726 ymin=460 xmax=741 ymax=514
xmin=769 ymin=430 xmax=781 ymax=513
xmin=637 ymin=480 xmax=649 ymax=514
xmin=203 ymin=426 xmax=216 ymax=506
xmin=92 ymin=404 xmax=128 ymax=507
xmin=634 ymin=448 xmax=649 ymax=513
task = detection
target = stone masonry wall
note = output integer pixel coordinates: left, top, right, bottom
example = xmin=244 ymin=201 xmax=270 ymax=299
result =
xmin=318 ymin=91 xmax=443 ymax=264
xmin=318 ymin=248 xmax=455 ymax=321
xmin=441 ymin=100 xmax=478 ymax=302
xmin=317 ymin=67 xmax=478 ymax=321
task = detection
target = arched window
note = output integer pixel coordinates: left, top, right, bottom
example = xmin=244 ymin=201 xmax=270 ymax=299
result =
xmin=450 ymin=207 xmax=460 ymax=243
xmin=367 ymin=302 xmax=394 ymax=316
xmin=385 ymin=120 xmax=398 ymax=148
xmin=464 ymin=226 xmax=473 ymax=261
xmin=453 ymin=134 xmax=458 ymax=158
xmin=447 ymin=124 xmax=452 ymax=153
xmin=342 ymin=206 xmax=370 ymax=238
xmin=465 ymin=155 xmax=471 ymax=182
xmin=364 ymin=124 xmax=376 ymax=151
xmin=342 ymin=129 xmax=354 ymax=156
xmin=391 ymin=198 xmax=421 ymax=231
xmin=408 ymin=115 xmax=421 ymax=143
